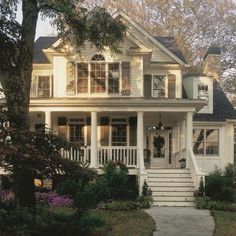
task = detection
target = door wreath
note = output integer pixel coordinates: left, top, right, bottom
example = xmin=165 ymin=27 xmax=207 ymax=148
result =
xmin=153 ymin=135 xmax=165 ymax=157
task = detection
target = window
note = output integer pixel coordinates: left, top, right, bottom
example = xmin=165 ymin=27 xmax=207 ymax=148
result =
xmin=69 ymin=124 xmax=85 ymax=145
xmin=31 ymin=76 xmax=51 ymax=98
xmin=67 ymin=56 xmax=131 ymax=96
xmin=91 ymin=63 xmax=106 ymax=93
xmin=198 ymin=84 xmax=209 ymax=107
xmin=111 ymin=119 xmax=127 ymax=146
xmin=38 ymin=76 xmax=51 ymax=98
xmin=152 ymin=75 xmax=166 ymax=98
xmin=193 ymin=129 xmax=219 ymax=155
xmin=108 ymin=63 xmax=120 ymax=93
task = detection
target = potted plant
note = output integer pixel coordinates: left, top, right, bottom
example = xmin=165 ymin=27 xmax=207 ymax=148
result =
xmin=144 ymin=149 xmax=151 ymax=168
xmin=179 ymin=158 xmax=186 ymax=169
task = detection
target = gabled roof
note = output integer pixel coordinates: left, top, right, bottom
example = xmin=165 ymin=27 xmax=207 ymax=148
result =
xmin=155 ymin=37 xmax=187 ymax=64
xmin=33 ymin=36 xmax=58 ymax=64
xmin=194 ymin=80 xmax=236 ymax=122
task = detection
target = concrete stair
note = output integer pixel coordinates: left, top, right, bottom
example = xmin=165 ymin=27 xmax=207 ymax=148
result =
xmin=146 ymin=169 xmax=195 ymax=207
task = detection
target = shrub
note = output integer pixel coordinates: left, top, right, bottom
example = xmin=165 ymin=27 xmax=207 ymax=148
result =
xmin=138 ymin=196 xmax=153 ymax=209
xmin=54 ymin=160 xmax=97 ymax=196
xmin=102 ymin=162 xmax=137 ymax=201
xmin=205 ymin=167 xmax=234 ymax=202
xmin=224 ymin=163 xmax=236 ymax=184
xmin=194 ymin=197 xmax=209 ymax=209
xmin=104 ymin=200 xmax=139 ymax=211
xmin=194 ymin=197 xmax=236 ymax=211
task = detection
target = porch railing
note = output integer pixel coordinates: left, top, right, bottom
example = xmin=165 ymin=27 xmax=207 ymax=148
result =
xmin=188 ymin=147 xmax=205 ymax=189
xmin=98 ymin=146 xmax=137 ymax=167
xmin=60 ymin=146 xmax=138 ymax=168
xmin=60 ymin=147 xmax=91 ymax=164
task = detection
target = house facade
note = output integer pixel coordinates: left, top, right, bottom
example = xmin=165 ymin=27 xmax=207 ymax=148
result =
xmin=30 ymin=11 xmax=236 ymax=206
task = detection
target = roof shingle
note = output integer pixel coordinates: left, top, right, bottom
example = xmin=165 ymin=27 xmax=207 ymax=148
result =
xmin=33 ymin=36 xmax=58 ymax=64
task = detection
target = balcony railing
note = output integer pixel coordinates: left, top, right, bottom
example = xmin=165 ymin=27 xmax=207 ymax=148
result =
xmin=60 ymin=146 xmax=138 ymax=168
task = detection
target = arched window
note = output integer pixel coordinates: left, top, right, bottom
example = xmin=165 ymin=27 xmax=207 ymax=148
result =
xmin=91 ymin=54 xmax=105 ymax=61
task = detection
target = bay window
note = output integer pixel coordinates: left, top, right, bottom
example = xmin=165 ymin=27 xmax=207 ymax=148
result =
xmin=193 ymin=129 xmax=219 ymax=155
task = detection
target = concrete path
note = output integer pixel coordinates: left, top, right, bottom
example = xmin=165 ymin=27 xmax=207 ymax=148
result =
xmin=145 ymin=207 xmax=215 ymax=236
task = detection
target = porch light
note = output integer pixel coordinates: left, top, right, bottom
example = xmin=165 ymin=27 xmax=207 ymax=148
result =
xmin=146 ymin=114 xmax=165 ymax=133
xmin=157 ymin=114 xmax=164 ymax=131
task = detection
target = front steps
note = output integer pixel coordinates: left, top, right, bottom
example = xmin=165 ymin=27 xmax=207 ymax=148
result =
xmin=146 ymin=169 xmax=195 ymax=207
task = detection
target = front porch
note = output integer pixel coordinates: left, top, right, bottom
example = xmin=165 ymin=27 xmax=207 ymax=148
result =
xmin=29 ymin=110 xmax=196 ymax=171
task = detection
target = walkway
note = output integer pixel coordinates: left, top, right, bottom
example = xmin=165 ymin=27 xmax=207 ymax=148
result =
xmin=145 ymin=207 xmax=215 ymax=236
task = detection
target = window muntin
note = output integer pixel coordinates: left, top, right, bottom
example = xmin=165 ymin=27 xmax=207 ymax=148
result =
xmin=193 ymin=129 xmax=219 ymax=155
xmin=152 ymin=75 xmax=166 ymax=98
xmin=198 ymin=84 xmax=209 ymax=107
xmin=38 ymin=76 xmax=51 ymax=98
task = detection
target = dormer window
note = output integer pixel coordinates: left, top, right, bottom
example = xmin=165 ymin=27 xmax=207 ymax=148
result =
xmin=198 ymin=84 xmax=209 ymax=108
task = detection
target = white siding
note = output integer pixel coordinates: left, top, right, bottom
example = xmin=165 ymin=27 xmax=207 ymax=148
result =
xmin=53 ymin=57 xmax=67 ymax=97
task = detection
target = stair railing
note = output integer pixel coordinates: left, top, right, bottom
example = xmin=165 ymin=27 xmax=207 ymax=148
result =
xmin=188 ymin=147 xmax=205 ymax=189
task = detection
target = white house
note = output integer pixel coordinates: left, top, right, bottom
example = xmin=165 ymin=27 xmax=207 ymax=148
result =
xmin=30 ymin=10 xmax=236 ymax=206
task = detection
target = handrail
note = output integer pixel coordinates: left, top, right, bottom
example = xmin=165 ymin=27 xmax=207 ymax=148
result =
xmin=188 ymin=147 xmax=205 ymax=189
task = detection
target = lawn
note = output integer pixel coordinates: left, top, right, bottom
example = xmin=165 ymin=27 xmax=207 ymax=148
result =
xmin=92 ymin=210 xmax=155 ymax=236
xmin=213 ymin=211 xmax=236 ymax=236
xmin=53 ymin=208 xmax=155 ymax=236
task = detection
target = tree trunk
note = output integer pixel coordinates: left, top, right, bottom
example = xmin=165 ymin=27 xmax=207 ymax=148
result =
xmin=3 ymin=0 xmax=39 ymax=208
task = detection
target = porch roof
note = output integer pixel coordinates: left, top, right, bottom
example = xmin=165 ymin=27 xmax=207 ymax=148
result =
xmin=29 ymin=98 xmax=205 ymax=112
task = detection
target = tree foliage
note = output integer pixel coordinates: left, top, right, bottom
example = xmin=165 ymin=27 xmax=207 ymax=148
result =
xmin=0 ymin=0 xmax=126 ymax=207
xmin=90 ymin=0 xmax=236 ymax=91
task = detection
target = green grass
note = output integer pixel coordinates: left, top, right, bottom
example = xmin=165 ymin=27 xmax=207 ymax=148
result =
xmin=213 ymin=211 xmax=236 ymax=236
xmin=51 ymin=208 xmax=155 ymax=236
xmin=91 ymin=209 xmax=155 ymax=236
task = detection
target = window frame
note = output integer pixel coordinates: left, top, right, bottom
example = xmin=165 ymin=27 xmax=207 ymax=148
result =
xmin=151 ymin=74 xmax=168 ymax=98
xmin=74 ymin=61 xmax=122 ymax=95
xmin=193 ymin=128 xmax=219 ymax=156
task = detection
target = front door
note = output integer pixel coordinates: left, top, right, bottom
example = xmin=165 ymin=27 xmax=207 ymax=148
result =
xmin=147 ymin=130 xmax=173 ymax=168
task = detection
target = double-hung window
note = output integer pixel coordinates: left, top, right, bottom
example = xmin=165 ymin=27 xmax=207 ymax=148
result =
xmin=111 ymin=119 xmax=127 ymax=146
xmin=31 ymin=75 xmax=52 ymax=98
xmin=193 ymin=129 xmax=219 ymax=155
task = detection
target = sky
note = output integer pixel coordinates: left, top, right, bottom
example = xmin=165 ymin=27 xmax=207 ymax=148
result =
xmin=16 ymin=3 xmax=56 ymax=40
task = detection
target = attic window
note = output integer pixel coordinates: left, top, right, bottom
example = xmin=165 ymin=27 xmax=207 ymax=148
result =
xmin=198 ymin=84 xmax=209 ymax=107
xmin=91 ymin=54 xmax=105 ymax=61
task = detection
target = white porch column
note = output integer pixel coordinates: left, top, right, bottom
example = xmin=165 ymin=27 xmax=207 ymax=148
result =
xmin=45 ymin=111 xmax=52 ymax=130
xmin=185 ymin=112 xmax=193 ymax=168
xmin=90 ymin=111 xmax=98 ymax=168
xmin=137 ymin=111 xmax=145 ymax=173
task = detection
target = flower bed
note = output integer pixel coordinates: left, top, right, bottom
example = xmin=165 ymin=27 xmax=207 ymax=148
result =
xmin=36 ymin=192 xmax=73 ymax=207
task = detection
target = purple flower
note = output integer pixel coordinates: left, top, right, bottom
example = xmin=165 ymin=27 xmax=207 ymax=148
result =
xmin=0 ymin=189 xmax=15 ymax=202
xmin=35 ymin=192 xmax=73 ymax=207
